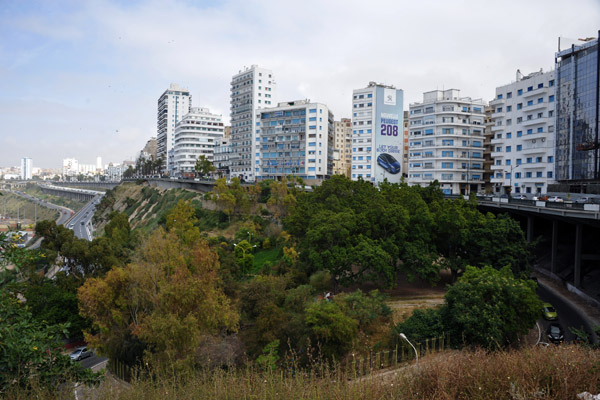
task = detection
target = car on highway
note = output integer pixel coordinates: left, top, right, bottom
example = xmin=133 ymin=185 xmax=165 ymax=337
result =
xmin=80 ymin=221 xmax=85 ymax=225
xmin=546 ymin=323 xmax=564 ymax=344
xmin=542 ymin=302 xmax=558 ymax=320
xmin=547 ymin=196 xmax=564 ymax=203
xmin=574 ymin=197 xmax=593 ymax=204
xmin=70 ymin=346 xmax=92 ymax=361
xmin=513 ymin=194 xmax=528 ymax=200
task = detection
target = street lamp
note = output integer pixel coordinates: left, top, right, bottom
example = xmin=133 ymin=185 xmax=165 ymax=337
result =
xmin=507 ymin=163 xmax=521 ymax=195
xmin=233 ymin=242 xmax=257 ymax=258
xmin=399 ymin=333 xmax=418 ymax=365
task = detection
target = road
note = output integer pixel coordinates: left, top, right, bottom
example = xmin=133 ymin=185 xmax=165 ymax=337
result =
xmin=78 ymin=353 xmax=109 ymax=370
xmin=65 ymin=195 xmax=103 ymax=241
xmin=537 ymin=284 xmax=591 ymax=344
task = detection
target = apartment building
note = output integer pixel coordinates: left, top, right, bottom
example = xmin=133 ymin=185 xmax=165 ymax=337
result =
xmin=230 ymin=65 xmax=276 ymax=182
xmin=333 ymin=119 xmax=352 ymax=177
xmin=157 ymin=83 xmax=191 ymax=175
xmin=490 ymin=69 xmax=556 ymax=195
xmin=408 ymin=89 xmax=486 ymax=195
xmin=351 ymin=82 xmax=404 ymax=184
xmin=172 ymin=107 xmax=224 ymax=177
xmin=257 ymin=100 xmax=334 ymax=184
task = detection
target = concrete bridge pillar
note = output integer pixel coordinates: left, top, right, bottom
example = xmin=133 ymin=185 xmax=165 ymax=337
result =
xmin=574 ymin=224 xmax=582 ymax=288
xmin=527 ymin=216 xmax=534 ymax=242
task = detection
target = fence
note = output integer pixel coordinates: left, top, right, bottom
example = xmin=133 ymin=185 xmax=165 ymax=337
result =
xmin=108 ymin=358 xmax=135 ymax=382
xmin=343 ymin=335 xmax=447 ymax=378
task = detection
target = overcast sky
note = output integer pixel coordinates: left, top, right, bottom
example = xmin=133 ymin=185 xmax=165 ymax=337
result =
xmin=1 ymin=0 xmax=599 ymax=169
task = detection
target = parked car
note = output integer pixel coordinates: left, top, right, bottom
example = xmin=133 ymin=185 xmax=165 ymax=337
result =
xmin=70 ymin=346 xmax=92 ymax=361
xmin=532 ymin=195 xmax=540 ymax=201
xmin=547 ymin=196 xmax=564 ymax=203
xmin=513 ymin=194 xmax=528 ymax=200
xmin=574 ymin=197 xmax=592 ymax=204
xmin=546 ymin=323 xmax=564 ymax=344
xmin=542 ymin=302 xmax=558 ymax=320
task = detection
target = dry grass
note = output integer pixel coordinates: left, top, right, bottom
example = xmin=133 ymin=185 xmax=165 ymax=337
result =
xmin=18 ymin=344 xmax=593 ymax=400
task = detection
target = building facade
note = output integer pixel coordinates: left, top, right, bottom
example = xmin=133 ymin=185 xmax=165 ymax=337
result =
xmin=490 ymin=70 xmax=556 ymax=195
xmin=172 ymin=107 xmax=224 ymax=177
xmin=257 ymin=100 xmax=334 ymax=183
xmin=408 ymin=89 xmax=486 ymax=195
xmin=402 ymin=111 xmax=409 ymax=177
xmin=351 ymin=82 xmax=404 ymax=184
xmin=20 ymin=157 xmax=32 ymax=180
xmin=483 ymin=105 xmax=494 ymax=192
xmin=230 ymin=65 xmax=276 ymax=181
xmin=157 ymin=83 xmax=191 ymax=175
xmin=555 ymin=35 xmax=599 ymax=186
xmin=332 ymin=119 xmax=352 ymax=177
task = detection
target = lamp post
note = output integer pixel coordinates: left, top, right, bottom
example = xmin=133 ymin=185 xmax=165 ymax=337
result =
xmin=399 ymin=333 xmax=418 ymax=365
xmin=507 ymin=163 xmax=521 ymax=195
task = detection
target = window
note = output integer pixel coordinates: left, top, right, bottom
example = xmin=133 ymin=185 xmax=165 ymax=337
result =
xmin=507 ymin=132 xmax=512 ymax=138
xmin=506 ymin=173 xmax=511 ymax=179
xmin=515 ymin=172 xmax=521 ymax=178
xmin=517 ymin=89 xmax=523 ymax=96
xmin=517 ymin=103 xmax=522 ymax=110
xmin=497 ymin=94 xmax=503 ymax=99
xmin=526 ymin=172 xmax=532 ymax=178
xmin=367 ymin=94 xmax=372 ymax=98
xmin=516 ymin=159 xmax=522 ymax=165
xmin=549 ymin=110 xmax=554 ymax=117
xmin=526 ymin=157 xmax=532 ymax=163
xmin=442 ymin=139 xmax=454 ymax=146
xmin=442 ymin=151 xmax=453 ymax=157
xmin=309 ymin=109 xmax=317 ymax=113
xmin=538 ymin=97 xmax=543 ymax=103
xmin=506 ymin=159 xmax=511 ymax=166
xmin=538 ymin=83 xmax=544 ymax=89
xmin=549 ymin=80 xmax=555 ymax=87
xmin=548 ymin=156 xmax=554 ymax=163
xmin=507 ymin=92 xmax=512 ymax=99
xmin=536 ymin=157 xmax=542 ymax=163
xmin=527 ymin=86 xmax=533 ymax=92
xmin=506 ymin=146 xmax=512 ymax=152
xmin=527 ymin=100 xmax=533 ymax=106
xmin=425 ymin=129 xmax=434 ymax=135
xmin=517 ymin=145 xmax=522 ymax=151
xmin=496 ymin=146 xmax=502 ymax=152
xmin=547 ymin=171 xmax=553 ymax=178
xmin=527 ymin=129 xmax=533 ymax=134
xmin=507 ymin=105 xmax=512 ymax=112
xmin=549 ymin=95 xmax=555 ymax=102
xmin=537 ymin=127 xmax=543 ymax=133
xmin=517 ymin=117 xmax=523 ymax=123
xmin=517 ymin=131 xmax=522 ymax=137
xmin=441 ymin=162 xmax=454 ymax=169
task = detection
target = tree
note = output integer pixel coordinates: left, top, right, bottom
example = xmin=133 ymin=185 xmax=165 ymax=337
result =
xmin=304 ymin=300 xmax=358 ymax=360
xmin=194 ymin=155 xmax=216 ymax=178
xmin=79 ymin=202 xmax=239 ymax=368
xmin=0 ymin=289 xmax=101 ymax=393
xmin=234 ymin=239 xmax=254 ymax=275
xmin=441 ymin=265 xmax=541 ymax=349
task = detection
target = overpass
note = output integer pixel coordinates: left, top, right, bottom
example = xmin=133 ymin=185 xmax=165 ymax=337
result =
xmin=476 ymin=196 xmax=600 ymax=307
xmin=39 ymin=184 xmax=104 ymax=202
xmin=51 ymin=181 xmax=119 ymax=191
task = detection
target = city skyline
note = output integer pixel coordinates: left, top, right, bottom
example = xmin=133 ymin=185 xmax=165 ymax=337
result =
xmin=1 ymin=0 xmax=599 ymax=168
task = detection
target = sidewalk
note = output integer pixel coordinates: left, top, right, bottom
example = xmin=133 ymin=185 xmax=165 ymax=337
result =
xmin=533 ymin=268 xmax=600 ymax=343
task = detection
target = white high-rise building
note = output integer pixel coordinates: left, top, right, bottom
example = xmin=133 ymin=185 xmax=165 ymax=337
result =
xmin=62 ymin=158 xmax=79 ymax=177
xmin=408 ymin=89 xmax=487 ymax=195
xmin=490 ymin=69 xmax=556 ymax=196
xmin=157 ymin=83 xmax=192 ymax=175
xmin=351 ymin=82 xmax=404 ymax=185
xmin=20 ymin=157 xmax=32 ymax=180
xmin=172 ymin=107 xmax=224 ymax=177
xmin=257 ymin=100 xmax=334 ymax=183
xmin=96 ymin=156 xmax=102 ymax=171
xmin=230 ymin=65 xmax=276 ymax=181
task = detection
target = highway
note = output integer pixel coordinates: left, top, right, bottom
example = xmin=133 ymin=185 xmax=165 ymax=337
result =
xmin=65 ymin=195 xmax=103 ymax=241
xmin=537 ymin=283 xmax=591 ymax=344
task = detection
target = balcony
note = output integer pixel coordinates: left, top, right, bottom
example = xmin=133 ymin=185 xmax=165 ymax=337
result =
xmin=491 ymin=125 xmax=504 ymax=132
xmin=521 ymin=146 xmax=548 ymax=155
xmin=491 ymin=111 xmax=505 ymax=119
xmin=491 ymin=138 xmax=505 ymax=145
xmin=524 ymin=102 xmax=548 ymax=112
xmin=490 ymin=151 xmax=504 ymax=158
xmin=490 ymin=98 xmax=506 ymax=106
xmin=521 ymin=131 xmax=548 ymax=142
xmin=522 ymin=116 xmax=549 ymax=127
xmin=523 ymin=86 xmax=548 ymax=98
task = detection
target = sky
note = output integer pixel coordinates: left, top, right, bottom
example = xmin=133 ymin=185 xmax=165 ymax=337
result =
xmin=0 ymin=0 xmax=599 ymax=169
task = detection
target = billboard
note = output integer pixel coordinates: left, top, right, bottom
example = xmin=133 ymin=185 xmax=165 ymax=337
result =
xmin=375 ymin=87 xmax=404 ymax=184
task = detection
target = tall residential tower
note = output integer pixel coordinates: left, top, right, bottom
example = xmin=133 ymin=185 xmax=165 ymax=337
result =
xmin=230 ymin=65 xmax=276 ymax=181
xmin=351 ymin=82 xmax=404 ymax=185
xmin=157 ymin=83 xmax=192 ymax=175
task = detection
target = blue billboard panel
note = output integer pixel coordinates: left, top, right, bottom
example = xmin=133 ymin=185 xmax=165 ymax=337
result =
xmin=375 ymin=87 xmax=404 ymax=184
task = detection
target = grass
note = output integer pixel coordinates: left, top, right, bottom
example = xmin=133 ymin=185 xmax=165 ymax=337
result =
xmin=12 ymin=344 xmax=597 ymax=400
xmin=253 ymin=247 xmax=282 ymax=271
